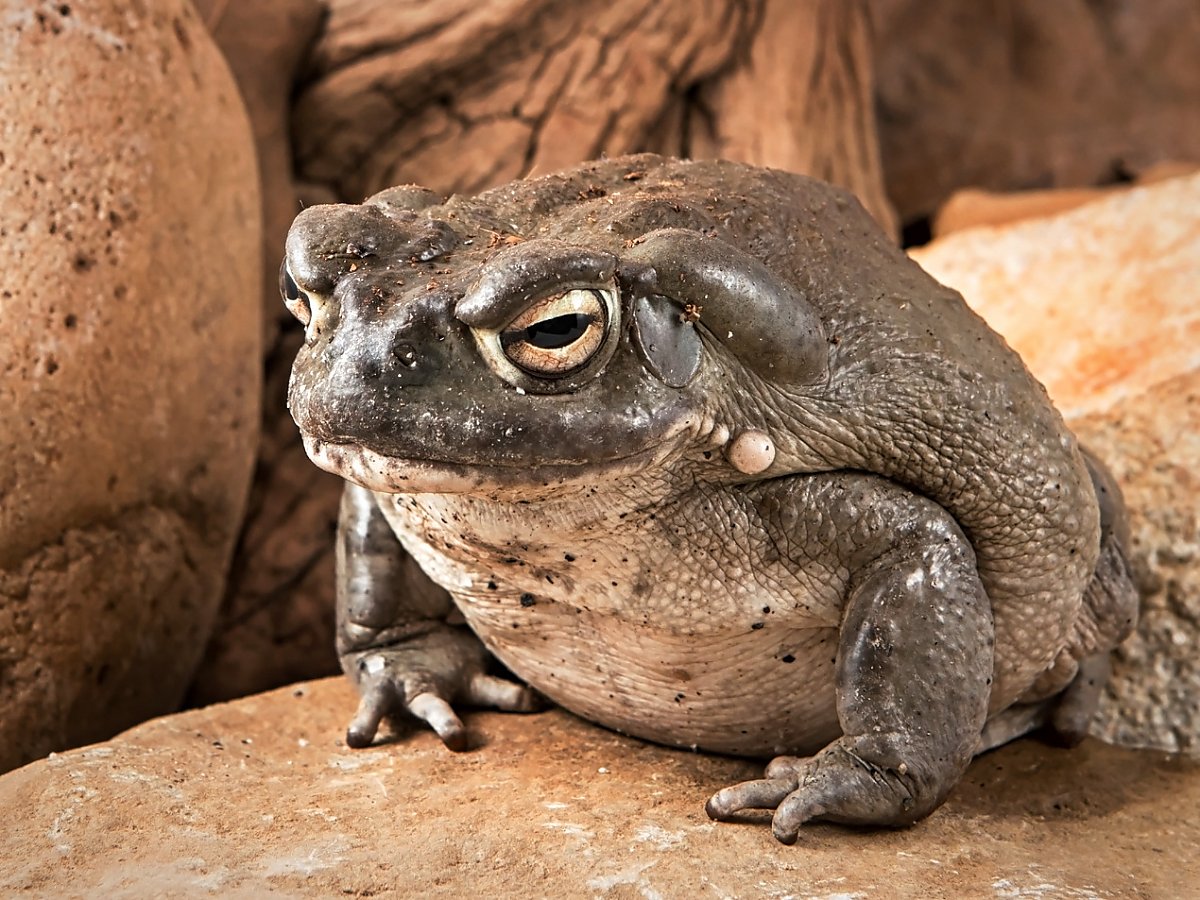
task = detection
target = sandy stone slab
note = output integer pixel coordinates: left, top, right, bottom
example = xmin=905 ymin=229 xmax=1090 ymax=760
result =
xmin=1 ymin=678 xmax=1196 ymax=898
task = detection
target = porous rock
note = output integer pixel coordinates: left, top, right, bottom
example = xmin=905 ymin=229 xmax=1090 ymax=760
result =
xmin=0 ymin=0 xmax=261 ymax=772
xmin=193 ymin=0 xmax=324 ymax=344
xmin=2 ymin=678 xmax=1196 ymax=897
xmin=913 ymin=174 xmax=1200 ymax=752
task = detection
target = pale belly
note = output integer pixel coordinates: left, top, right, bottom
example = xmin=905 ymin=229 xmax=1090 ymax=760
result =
xmin=376 ymin=492 xmax=846 ymax=757
xmin=455 ymin=592 xmax=843 ymax=757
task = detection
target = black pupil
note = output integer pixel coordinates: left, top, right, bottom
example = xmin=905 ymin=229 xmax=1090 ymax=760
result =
xmin=522 ymin=313 xmax=591 ymax=350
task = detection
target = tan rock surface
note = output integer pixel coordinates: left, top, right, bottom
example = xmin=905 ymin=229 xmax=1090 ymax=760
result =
xmin=912 ymin=175 xmax=1200 ymax=753
xmin=194 ymin=0 xmax=324 ymax=344
xmin=912 ymin=174 xmax=1200 ymax=421
xmin=931 ymin=164 xmax=1200 ymax=239
xmin=1074 ymin=377 xmax=1200 ymax=753
xmin=2 ymin=678 xmax=1196 ymax=898
xmin=0 ymin=1 xmax=261 ymax=772
xmin=932 ymin=186 xmax=1110 ymax=239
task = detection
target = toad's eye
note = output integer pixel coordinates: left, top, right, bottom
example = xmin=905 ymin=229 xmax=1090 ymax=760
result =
xmin=500 ymin=289 xmax=608 ymax=377
xmin=280 ymin=264 xmax=311 ymax=326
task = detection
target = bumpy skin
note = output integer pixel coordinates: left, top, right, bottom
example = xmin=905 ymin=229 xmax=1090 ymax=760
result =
xmin=282 ymin=155 xmax=1138 ymax=842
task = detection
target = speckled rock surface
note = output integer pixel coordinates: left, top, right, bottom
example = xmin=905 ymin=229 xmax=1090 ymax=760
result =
xmin=913 ymin=174 xmax=1200 ymax=753
xmin=2 ymin=678 xmax=1196 ymax=898
xmin=0 ymin=1 xmax=261 ymax=773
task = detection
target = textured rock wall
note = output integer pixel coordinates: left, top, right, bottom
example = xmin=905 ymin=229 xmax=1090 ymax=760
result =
xmin=870 ymin=0 xmax=1200 ymax=223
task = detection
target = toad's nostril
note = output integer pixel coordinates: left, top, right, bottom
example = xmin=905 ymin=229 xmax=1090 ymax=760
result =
xmin=393 ymin=341 xmax=419 ymax=369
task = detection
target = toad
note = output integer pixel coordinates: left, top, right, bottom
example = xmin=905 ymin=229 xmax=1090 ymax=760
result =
xmin=282 ymin=155 xmax=1137 ymax=842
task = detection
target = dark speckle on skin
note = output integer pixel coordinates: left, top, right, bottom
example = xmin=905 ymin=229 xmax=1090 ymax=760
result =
xmin=520 ymin=593 xmax=536 ymax=607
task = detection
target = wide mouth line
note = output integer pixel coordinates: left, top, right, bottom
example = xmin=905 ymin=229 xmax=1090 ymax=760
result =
xmin=302 ymin=434 xmax=678 ymax=474
xmin=299 ymin=428 xmax=706 ymax=499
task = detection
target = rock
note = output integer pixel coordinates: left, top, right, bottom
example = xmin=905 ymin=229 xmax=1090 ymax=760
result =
xmin=187 ymin=0 xmax=342 ymax=706
xmin=0 ymin=1 xmax=261 ymax=772
xmin=1075 ymin=378 xmax=1200 ymax=753
xmin=194 ymin=0 xmax=324 ymax=345
xmin=1 ymin=678 xmax=1195 ymax=896
xmin=931 ymin=164 xmax=1200 ymax=238
xmin=912 ymin=174 xmax=1200 ymax=752
xmin=870 ymin=0 xmax=1200 ymax=223
xmin=187 ymin=331 xmax=344 ymax=705
xmin=911 ymin=174 xmax=1200 ymax=421
xmin=932 ymin=186 xmax=1110 ymax=239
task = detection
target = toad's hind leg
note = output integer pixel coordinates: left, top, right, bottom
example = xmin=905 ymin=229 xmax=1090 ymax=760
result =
xmin=708 ymin=503 xmax=993 ymax=842
xmin=1051 ymin=449 xmax=1138 ymax=744
xmin=981 ymin=450 xmax=1139 ymax=752
xmin=976 ymin=651 xmax=1110 ymax=751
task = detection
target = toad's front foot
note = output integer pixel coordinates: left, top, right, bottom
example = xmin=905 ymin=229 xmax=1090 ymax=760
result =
xmin=706 ymin=735 xmax=955 ymax=843
xmin=343 ymin=625 xmax=542 ymax=751
xmin=705 ymin=495 xmax=994 ymax=842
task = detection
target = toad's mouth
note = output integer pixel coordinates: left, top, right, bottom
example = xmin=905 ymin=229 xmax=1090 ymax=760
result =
xmin=302 ymin=432 xmax=691 ymax=496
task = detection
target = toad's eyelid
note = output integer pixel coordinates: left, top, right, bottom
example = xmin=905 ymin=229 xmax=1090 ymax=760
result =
xmin=503 ymin=289 xmax=605 ymax=333
xmin=454 ymin=239 xmax=617 ymax=329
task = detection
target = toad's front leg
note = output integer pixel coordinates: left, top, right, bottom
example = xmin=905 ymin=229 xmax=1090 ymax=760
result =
xmin=707 ymin=496 xmax=993 ymax=842
xmin=337 ymin=483 xmax=540 ymax=750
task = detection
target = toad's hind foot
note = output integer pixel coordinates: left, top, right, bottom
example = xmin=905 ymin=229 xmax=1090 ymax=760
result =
xmin=706 ymin=736 xmax=955 ymax=843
